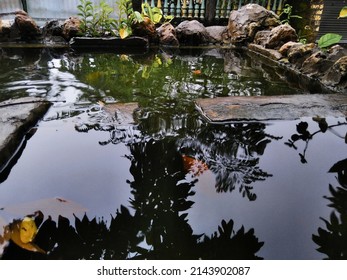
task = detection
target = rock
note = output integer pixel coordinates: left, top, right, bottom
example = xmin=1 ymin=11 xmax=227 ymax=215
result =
xmin=0 ymin=97 xmax=51 ymax=172
xmin=205 ymin=26 xmax=228 ymax=44
xmin=278 ymin=41 xmax=303 ymax=56
xmin=301 ymin=51 xmax=331 ymax=77
xmin=132 ymin=17 xmax=158 ymax=44
xmin=195 ymin=94 xmax=347 ymax=122
xmin=227 ymin=4 xmax=279 ymax=45
xmin=327 ymin=45 xmax=347 ymax=62
xmin=42 ymin=20 xmax=64 ymax=37
xmin=175 ymin=20 xmax=211 ymax=45
xmin=248 ymin=43 xmax=283 ymax=60
xmin=287 ymin=43 xmax=316 ymax=67
xmin=254 ymin=24 xmax=297 ymax=49
xmin=0 ymin=19 xmax=17 ymax=41
xmin=265 ymin=24 xmax=298 ymax=49
xmin=14 ymin=10 xmax=41 ymax=40
xmin=61 ymin=17 xmax=81 ymax=41
xmin=322 ymin=56 xmax=347 ymax=88
xmin=156 ymin=23 xmax=179 ymax=46
xmin=253 ymin=30 xmax=271 ymax=46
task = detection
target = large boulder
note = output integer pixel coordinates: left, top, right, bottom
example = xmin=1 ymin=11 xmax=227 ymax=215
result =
xmin=14 ymin=10 xmax=41 ymax=40
xmin=227 ymin=4 xmax=280 ymax=45
xmin=206 ymin=25 xmax=228 ymax=44
xmin=254 ymin=24 xmax=298 ymax=49
xmin=156 ymin=22 xmax=179 ymax=46
xmin=175 ymin=20 xmax=211 ymax=45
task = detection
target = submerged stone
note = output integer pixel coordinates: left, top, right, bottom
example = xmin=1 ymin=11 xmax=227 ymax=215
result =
xmin=195 ymin=94 xmax=347 ymax=122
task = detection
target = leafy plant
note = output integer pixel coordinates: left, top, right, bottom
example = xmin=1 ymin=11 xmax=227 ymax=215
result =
xmin=317 ymin=6 xmax=346 ymax=49
xmin=77 ymin=0 xmax=116 ymax=37
xmin=318 ymin=33 xmax=343 ymax=49
xmin=115 ymin=0 xmax=143 ymax=39
xmin=77 ymin=0 xmax=93 ymax=35
xmin=279 ymin=4 xmax=302 ymax=25
xmin=141 ymin=2 xmax=174 ymax=25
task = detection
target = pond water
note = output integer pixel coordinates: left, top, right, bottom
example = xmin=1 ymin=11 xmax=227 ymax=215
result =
xmin=0 ymin=46 xmax=346 ymax=260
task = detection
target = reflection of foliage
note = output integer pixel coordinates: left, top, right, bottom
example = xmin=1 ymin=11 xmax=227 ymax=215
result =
xmin=1 ymin=137 xmax=264 ymax=259
xmin=179 ymin=122 xmax=281 ymax=201
xmin=285 ymin=118 xmax=347 ymax=163
xmin=313 ymin=158 xmax=347 ymax=259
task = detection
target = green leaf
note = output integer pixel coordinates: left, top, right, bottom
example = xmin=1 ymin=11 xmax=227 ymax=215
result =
xmin=318 ymin=33 xmax=342 ymax=49
xmin=338 ymin=6 xmax=347 ymax=18
xmin=133 ymin=11 xmax=144 ymax=23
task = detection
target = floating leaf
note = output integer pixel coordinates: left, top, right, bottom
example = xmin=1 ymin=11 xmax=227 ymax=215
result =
xmin=20 ymin=217 xmax=37 ymax=243
xmin=338 ymin=6 xmax=347 ymax=18
xmin=3 ymin=218 xmax=45 ymax=253
xmin=318 ymin=33 xmax=342 ymax=49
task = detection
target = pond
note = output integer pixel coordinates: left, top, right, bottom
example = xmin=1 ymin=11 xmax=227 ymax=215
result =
xmin=0 ymin=46 xmax=346 ymax=260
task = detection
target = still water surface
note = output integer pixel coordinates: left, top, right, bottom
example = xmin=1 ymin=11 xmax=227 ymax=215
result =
xmin=0 ymin=47 xmax=346 ymax=259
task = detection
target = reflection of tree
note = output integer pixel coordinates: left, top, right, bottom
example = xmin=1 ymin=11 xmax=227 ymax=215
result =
xmin=179 ymin=122 xmax=281 ymax=201
xmin=285 ymin=118 xmax=347 ymax=164
xmin=313 ymin=158 xmax=347 ymax=259
xmin=1 ymin=138 xmax=264 ymax=260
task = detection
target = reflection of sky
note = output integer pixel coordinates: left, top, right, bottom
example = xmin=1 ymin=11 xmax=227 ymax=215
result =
xmin=187 ymin=118 xmax=346 ymax=260
xmin=0 ymin=112 xmax=133 ymax=224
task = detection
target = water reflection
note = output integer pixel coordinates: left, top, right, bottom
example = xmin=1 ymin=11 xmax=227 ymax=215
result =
xmin=285 ymin=118 xmax=347 ymax=164
xmin=313 ymin=158 xmax=347 ymax=259
xmin=1 ymin=139 xmax=264 ymax=261
xmin=179 ymin=122 xmax=282 ymax=200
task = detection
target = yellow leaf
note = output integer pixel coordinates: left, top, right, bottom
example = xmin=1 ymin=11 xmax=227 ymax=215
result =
xmin=20 ymin=217 xmax=37 ymax=243
xmin=338 ymin=6 xmax=347 ymax=18
xmin=119 ymin=28 xmax=130 ymax=39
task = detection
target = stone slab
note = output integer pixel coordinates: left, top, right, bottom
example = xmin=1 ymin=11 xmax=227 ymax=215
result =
xmin=0 ymin=97 xmax=51 ymax=172
xmin=195 ymin=94 xmax=347 ymax=122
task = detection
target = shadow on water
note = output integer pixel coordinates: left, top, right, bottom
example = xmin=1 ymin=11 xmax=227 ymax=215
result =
xmin=0 ymin=47 xmax=342 ymax=259
xmin=312 ymin=158 xmax=347 ymax=259
xmin=284 ymin=118 xmax=347 ymax=259
xmin=0 ymin=135 xmax=264 ymax=260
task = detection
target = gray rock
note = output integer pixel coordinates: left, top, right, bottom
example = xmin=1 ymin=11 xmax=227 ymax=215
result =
xmin=0 ymin=97 xmax=51 ymax=172
xmin=287 ymin=43 xmax=317 ymax=67
xmin=265 ymin=24 xmax=298 ymax=49
xmin=227 ymin=4 xmax=279 ymax=45
xmin=157 ymin=23 xmax=179 ymax=46
xmin=322 ymin=56 xmax=347 ymax=88
xmin=248 ymin=43 xmax=283 ymax=61
xmin=278 ymin=41 xmax=303 ymax=56
xmin=175 ymin=20 xmax=211 ymax=45
xmin=205 ymin=25 xmax=228 ymax=44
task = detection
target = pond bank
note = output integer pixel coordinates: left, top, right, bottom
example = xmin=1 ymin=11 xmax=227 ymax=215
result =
xmin=0 ymin=97 xmax=51 ymax=175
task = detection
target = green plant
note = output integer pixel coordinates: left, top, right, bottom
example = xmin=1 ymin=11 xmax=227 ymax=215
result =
xmin=317 ymin=6 xmax=346 ymax=49
xmin=279 ymin=4 xmax=302 ymax=25
xmin=318 ymin=33 xmax=343 ymax=49
xmin=115 ymin=0 xmax=143 ymax=39
xmin=77 ymin=0 xmax=116 ymax=37
xmin=77 ymin=0 xmax=93 ymax=35
xmin=141 ymin=3 xmax=173 ymax=25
